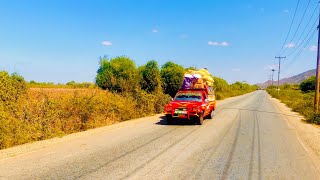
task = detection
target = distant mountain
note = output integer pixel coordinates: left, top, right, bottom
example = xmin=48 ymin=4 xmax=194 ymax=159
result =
xmin=256 ymin=69 xmax=316 ymax=88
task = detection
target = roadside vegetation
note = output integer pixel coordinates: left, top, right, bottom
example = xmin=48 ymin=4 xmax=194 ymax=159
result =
xmin=0 ymin=56 xmax=257 ymax=149
xmin=266 ymin=76 xmax=319 ymax=124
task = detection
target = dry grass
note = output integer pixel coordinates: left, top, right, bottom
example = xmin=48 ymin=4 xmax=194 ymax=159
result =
xmin=0 ymin=87 xmax=170 ymax=150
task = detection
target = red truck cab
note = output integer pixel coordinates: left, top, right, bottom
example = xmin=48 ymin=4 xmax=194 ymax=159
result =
xmin=164 ymin=88 xmax=216 ymax=125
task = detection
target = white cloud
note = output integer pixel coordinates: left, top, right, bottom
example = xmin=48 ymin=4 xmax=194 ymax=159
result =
xmin=231 ymin=68 xmax=240 ymax=72
xmin=208 ymin=41 xmax=218 ymax=46
xmin=101 ymin=41 xmax=112 ymax=46
xmin=264 ymin=64 xmax=278 ymax=70
xmin=152 ymin=29 xmax=159 ymax=33
xmin=285 ymin=43 xmax=295 ymax=48
xmin=220 ymin=41 xmax=229 ymax=46
xmin=208 ymin=41 xmax=230 ymax=47
xmin=283 ymin=9 xmax=289 ymax=14
xmin=310 ymin=45 xmax=317 ymax=51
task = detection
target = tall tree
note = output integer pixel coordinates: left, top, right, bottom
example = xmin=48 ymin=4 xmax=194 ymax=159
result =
xmin=96 ymin=56 xmax=138 ymax=92
xmin=139 ymin=60 xmax=162 ymax=93
xmin=160 ymin=61 xmax=185 ymax=97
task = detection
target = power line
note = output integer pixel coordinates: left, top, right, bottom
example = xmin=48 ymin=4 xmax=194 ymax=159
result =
xmin=280 ymin=0 xmax=311 ymax=56
xmin=276 ymin=0 xmax=301 ymax=56
xmin=282 ymin=28 xmax=317 ymax=72
xmin=286 ymin=17 xmax=319 ymax=57
xmin=285 ymin=3 xmax=319 ymax=57
xmin=288 ymin=3 xmax=319 ymax=54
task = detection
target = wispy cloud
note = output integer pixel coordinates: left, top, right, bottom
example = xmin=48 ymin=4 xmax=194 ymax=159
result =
xmin=101 ymin=41 xmax=112 ymax=46
xmin=310 ymin=45 xmax=317 ymax=51
xmin=208 ymin=41 xmax=230 ymax=47
xmin=283 ymin=9 xmax=289 ymax=14
xmin=152 ymin=29 xmax=159 ymax=33
xmin=285 ymin=43 xmax=295 ymax=48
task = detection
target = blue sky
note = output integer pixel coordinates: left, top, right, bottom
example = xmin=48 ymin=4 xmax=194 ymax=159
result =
xmin=0 ymin=0 xmax=318 ymax=84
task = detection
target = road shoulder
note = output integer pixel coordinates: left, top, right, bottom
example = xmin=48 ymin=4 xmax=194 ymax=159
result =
xmin=0 ymin=114 xmax=164 ymax=160
xmin=268 ymin=94 xmax=320 ymax=171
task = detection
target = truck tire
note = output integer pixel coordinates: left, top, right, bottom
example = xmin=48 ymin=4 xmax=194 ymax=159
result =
xmin=205 ymin=110 xmax=213 ymax=119
xmin=166 ymin=115 xmax=173 ymax=125
xmin=197 ymin=113 xmax=204 ymax=125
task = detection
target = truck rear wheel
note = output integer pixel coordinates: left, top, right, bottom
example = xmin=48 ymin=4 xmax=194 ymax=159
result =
xmin=166 ymin=115 xmax=173 ymax=125
xmin=197 ymin=113 xmax=204 ymax=125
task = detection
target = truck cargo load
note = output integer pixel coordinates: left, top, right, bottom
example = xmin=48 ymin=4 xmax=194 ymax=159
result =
xmin=181 ymin=68 xmax=214 ymax=94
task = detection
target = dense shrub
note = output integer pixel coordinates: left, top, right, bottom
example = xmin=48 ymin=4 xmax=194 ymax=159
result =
xmin=300 ymin=76 xmax=316 ymax=93
xmin=213 ymin=77 xmax=257 ymax=100
xmin=267 ymin=85 xmax=317 ymax=124
xmin=0 ymin=87 xmax=171 ymax=149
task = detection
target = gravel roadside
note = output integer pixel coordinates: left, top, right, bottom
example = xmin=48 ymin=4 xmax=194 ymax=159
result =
xmin=268 ymin=95 xmax=320 ymax=165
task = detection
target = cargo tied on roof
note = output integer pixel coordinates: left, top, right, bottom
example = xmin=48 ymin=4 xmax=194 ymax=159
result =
xmin=181 ymin=68 xmax=214 ymax=93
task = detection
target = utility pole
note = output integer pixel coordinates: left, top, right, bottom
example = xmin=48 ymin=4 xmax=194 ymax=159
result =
xmin=315 ymin=11 xmax=320 ymax=113
xmin=275 ymin=56 xmax=286 ymax=95
xmin=268 ymin=75 xmax=272 ymax=87
xmin=271 ymin=69 xmax=276 ymax=86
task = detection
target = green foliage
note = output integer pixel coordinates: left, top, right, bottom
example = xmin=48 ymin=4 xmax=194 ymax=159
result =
xmin=267 ymin=85 xmax=317 ymax=124
xmin=28 ymin=81 xmax=97 ymax=89
xmin=138 ymin=60 xmax=162 ymax=93
xmin=185 ymin=66 xmax=198 ymax=71
xmin=0 ymin=72 xmax=27 ymax=104
xmin=96 ymin=56 xmax=138 ymax=92
xmin=300 ymin=76 xmax=316 ymax=93
xmin=66 ymin=81 xmax=76 ymax=86
xmin=160 ymin=61 xmax=185 ymax=97
xmin=213 ymin=77 xmax=257 ymax=100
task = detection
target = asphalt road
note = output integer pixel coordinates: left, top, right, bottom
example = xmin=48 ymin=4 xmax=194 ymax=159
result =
xmin=1 ymin=90 xmax=319 ymax=179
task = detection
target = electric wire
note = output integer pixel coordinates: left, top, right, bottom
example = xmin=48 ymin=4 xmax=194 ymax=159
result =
xmin=286 ymin=3 xmax=319 ymax=56
xmin=276 ymin=0 xmax=300 ymax=56
xmin=286 ymin=16 xmax=319 ymax=57
xmin=282 ymin=28 xmax=317 ymax=72
xmin=280 ymin=0 xmax=311 ymax=55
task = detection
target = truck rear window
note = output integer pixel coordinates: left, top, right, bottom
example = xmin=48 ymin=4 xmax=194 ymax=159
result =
xmin=174 ymin=92 xmax=202 ymax=102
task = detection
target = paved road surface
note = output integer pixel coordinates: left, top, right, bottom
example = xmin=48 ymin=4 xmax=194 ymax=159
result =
xmin=0 ymin=91 xmax=319 ymax=179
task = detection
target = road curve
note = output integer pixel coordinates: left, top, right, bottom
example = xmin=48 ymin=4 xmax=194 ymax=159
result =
xmin=0 ymin=90 xmax=319 ymax=179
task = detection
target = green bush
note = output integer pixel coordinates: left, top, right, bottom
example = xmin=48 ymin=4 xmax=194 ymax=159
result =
xmin=267 ymin=86 xmax=317 ymax=124
xmin=300 ymin=76 xmax=316 ymax=93
xmin=213 ymin=77 xmax=256 ymax=100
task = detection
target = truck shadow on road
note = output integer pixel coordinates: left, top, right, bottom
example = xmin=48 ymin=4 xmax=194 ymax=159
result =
xmin=155 ymin=116 xmax=200 ymax=126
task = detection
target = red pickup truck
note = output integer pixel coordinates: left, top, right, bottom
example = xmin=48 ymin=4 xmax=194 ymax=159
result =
xmin=164 ymin=88 xmax=216 ymax=125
